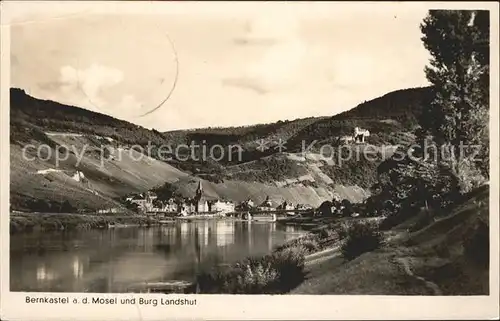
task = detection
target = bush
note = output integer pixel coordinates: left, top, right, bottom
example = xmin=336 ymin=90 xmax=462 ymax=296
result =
xmin=270 ymin=247 xmax=306 ymax=290
xmin=317 ymin=227 xmax=336 ymax=240
xmin=379 ymin=204 xmax=419 ymax=231
xmin=337 ymin=221 xmax=352 ymax=240
xmin=274 ymin=234 xmax=320 ymax=254
xmin=341 ymin=222 xmax=384 ymax=260
xmin=299 ymin=238 xmax=320 ymax=253
xmin=195 ymin=246 xmax=306 ymax=294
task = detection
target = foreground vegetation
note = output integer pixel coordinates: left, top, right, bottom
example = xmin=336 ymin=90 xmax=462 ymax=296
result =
xmin=193 ymin=217 xmax=383 ymax=294
xmin=194 ymin=246 xmax=307 ymax=294
xmin=292 ymin=185 xmax=489 ymax=295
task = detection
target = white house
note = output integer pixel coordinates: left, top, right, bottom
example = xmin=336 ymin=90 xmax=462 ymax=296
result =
xmin=353 ymin=127 xmax=370 ymax=143
xmin=212 ymin=200 xmax=235 ymax=215
xmin=257 ymin=196 xmax=274 ymax=211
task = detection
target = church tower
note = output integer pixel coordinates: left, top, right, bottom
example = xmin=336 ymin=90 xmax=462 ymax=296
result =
xmin=195 ymin=180 xmax=203 ymax=201
xmin=194 ymin=180 xmax=206 ymax=213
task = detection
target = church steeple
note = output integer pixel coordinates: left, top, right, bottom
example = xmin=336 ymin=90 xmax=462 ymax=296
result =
xmin=195 ymin=180 xmax=203 ymax=200
xmin=194 ymin=180 xmax=207 ymax=213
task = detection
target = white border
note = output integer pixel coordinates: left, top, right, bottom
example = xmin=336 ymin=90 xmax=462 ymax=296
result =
xmin=1 ymin=2 xmax=499 ymax=320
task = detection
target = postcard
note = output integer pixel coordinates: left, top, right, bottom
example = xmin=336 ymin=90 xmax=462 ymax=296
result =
xmin=1 ymin=1 xmax=499 ymax=320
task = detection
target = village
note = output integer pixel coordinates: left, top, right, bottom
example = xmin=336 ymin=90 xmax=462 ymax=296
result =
xmin=124 ymin=181 xmax=307 ymax=218
xmin=122 ymin=180 xmax=363 ymax=221
xmin=120 ymin=126 xmax=372 ymax=220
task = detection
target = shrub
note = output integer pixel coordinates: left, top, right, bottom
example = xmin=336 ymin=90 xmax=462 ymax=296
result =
xmin=274 ymin=234 xmax=320 ymax=254
xmin=60 ymin=200 xmax=77 ymax=213
xmin=317 ymin=227 xmax=336 ymax=240
xmin=379 ymin=204 xmax=419 ymax=231
xmin=337 ymin=221 xmax=352 ymax=240
xmin=270 ymin=247 xmax=306 ymax=290
xmin=299 ymin=238 xmax=320 ymax=254
xmin=195 ymin=246 xmax=306 ymax=294
xmin=341 ymin=222 xmax=384 ymax=260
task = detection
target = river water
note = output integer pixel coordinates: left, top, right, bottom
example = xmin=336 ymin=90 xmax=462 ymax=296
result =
xmin=10 ymin=220 xmax=305 ymax=293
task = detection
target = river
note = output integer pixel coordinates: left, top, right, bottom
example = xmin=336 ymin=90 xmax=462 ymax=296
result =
xmin=10 ymin=220 xmax=305 ymax=292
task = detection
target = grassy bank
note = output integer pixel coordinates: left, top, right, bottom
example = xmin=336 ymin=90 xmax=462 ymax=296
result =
xmin=10 ymin=212 xmax=159 ymax=234
xmin=291 ymin=186 xmax=490 ymax=295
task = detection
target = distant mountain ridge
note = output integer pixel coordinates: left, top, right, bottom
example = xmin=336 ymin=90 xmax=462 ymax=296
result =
xmin=11 ymin=86 xmax=431 ymax=149
xmin=162 ymin=86 xmax=432 ymax=151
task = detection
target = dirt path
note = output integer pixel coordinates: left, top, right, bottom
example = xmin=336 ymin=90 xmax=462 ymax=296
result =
xmin=305 ymin=246 xmax=341 ymax=266
xmin=393 ymin=257 xmax=442 ymax=295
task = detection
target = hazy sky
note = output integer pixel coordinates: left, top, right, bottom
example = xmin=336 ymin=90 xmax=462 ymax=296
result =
xmin=9 ymin=2 xmax=432 ymax=131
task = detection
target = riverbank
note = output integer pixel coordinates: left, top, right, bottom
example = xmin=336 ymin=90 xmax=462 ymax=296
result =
xmin=278 ymin=215 xmax=383 ymax=230
xmin=10 ymin=212 xmax=160 ymax=234
xmin=10 ymin=211 xmax=296 ymax=234
xmin=191 ymin=218 xmax=347 ymax=294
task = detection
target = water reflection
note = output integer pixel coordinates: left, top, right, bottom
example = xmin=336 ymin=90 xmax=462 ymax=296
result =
xmin=11 ymin=221 xmax=305 ymax=292
xmin=36 ymin=264 xmax=55 ymax=281
xmin=285 ymin=225 xmax=300 ymax=241
xmin=180 ymin=222 xmax=189 ymax=245
xmin=268 ymin=223 xmax=276 ymax=251
xmin=72 ymin=256 xmax=84 ymax=279
xmin=216 ymin=220 xmax=235 ymax=248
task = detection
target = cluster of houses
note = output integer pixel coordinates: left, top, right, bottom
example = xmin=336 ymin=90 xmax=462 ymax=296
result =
xmin=125 ymin=181 xmax=314 ymax=217
xmin=126 ymin=182 xmax=236 ymax=216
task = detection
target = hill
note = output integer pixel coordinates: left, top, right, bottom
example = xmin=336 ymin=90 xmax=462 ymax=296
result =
xmin=293 ymin=185 xmax=489 ymax=295
xmin=10 ymin=134 xmax=188 ymax=212
xmin=161 ymin=86 xmax=430 ymax=190
xmin=163 ymin=86 xmax=431 ymax=154
xmin=10 ymin=88 xmax=167 ymax=147
xmin=9 ymin=86 xmax=431 ymax=212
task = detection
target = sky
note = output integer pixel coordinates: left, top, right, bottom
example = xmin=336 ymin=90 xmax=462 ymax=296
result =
xmin=8 ymin=2 xmax=432 ymax=131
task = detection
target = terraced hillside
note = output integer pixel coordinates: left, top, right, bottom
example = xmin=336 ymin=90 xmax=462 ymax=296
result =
xmin=10 ymin=134 xmax=188 ymax=212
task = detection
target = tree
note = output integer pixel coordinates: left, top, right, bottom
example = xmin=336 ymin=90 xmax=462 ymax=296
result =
xmin=341 ymin=199 xmax=353 ymax=217
xmin=124 ymin=200 xmax=139 ymax=213
xmin=420 ymin=10 xmax=489 ymax=190
xmin=153 ymin=182 xmax=183 ymax=202
xmin=60 ymin=200 xmax=76 ymax=213
xmin=153 ymin=199 xmax=164 ymax=209
xmin=28 ymin=199 xmax=51 ymax=212
xmin=318 ymin=201 xmax=333 ymax=216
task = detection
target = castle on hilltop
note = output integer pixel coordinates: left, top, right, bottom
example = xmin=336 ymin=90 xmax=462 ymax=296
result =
xmin=353 ymin=127 xmax=370 ymax=143
xmin=338 ymin=127 xmax=370 ymax=144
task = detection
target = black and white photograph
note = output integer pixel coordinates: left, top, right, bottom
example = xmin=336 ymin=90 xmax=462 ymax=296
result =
xmin=1 ymin=1 xmax=498 ymax=320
